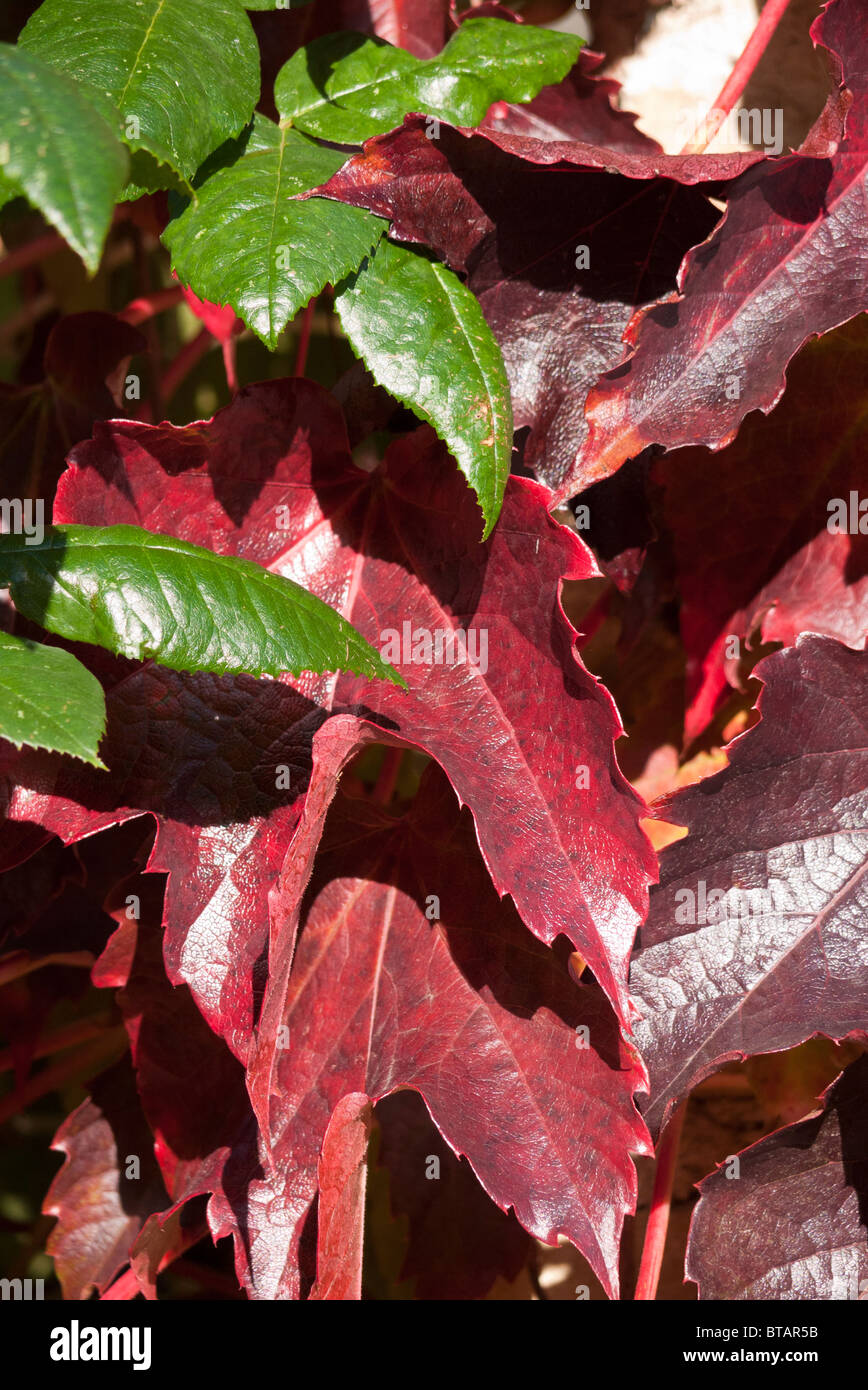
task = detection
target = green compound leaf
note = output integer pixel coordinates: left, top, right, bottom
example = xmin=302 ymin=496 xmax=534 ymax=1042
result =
xmin=164 ymin=117 xmax=385 ymax=348
xmin=19 ymin=0 xmax=260 ymax=185
xmin=0 ymin=632 xmax=107 ymax=767
xmin=334 ymin=238 xmax=512 ymax=538
xmin=277 ymin=18 xmax=584 ymax=144
xmin=0 ymin=44 xmax=128 ymax=272
xmin=0 ymin=525 xmax=404 ymax=685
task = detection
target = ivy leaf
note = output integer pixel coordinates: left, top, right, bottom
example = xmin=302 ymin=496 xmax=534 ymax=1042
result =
xmin=0 ymin=633 xmax=107 ymax=767
xmin=0 ymin=44 xmax=127 ymax=272
xmin=276 ymin=18 xmax=584 ymax=144
xmin=0 ymin=524 xmax=402 ymax=684
xmin=687 ymin=1056 xmax=868 ymax=1300
xmin=20 ymin=0 xmax=259 ymax=186
xmin=334 ymin=238 xmax=512 ymax=537
xmin=632 ymin=636 xmax=868 ymax=1139
xmin=164 ymin=117 xmax=384 ymax=348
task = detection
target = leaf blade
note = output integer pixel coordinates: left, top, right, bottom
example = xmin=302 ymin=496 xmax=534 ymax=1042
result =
xmin=0 ymin=524 xmax=403 ymax=684
xmin=0 ymin=633 xmax=107 ymax=767
xmin=20 ymin=0 xmax=260 ymax=184
xmin=164 ymin=119 xmax=385 ymax=348
xmin=0 ymin=43 xmax=128 ymax=272
xmin=334 ymin=238 xmax=512 ymax=536
xmin=277 ymin=19 xmax=584 ymax=144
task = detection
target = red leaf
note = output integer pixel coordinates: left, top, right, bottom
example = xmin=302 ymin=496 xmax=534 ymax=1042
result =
xmin=632 ymin=636 xmax=868 ymax=1138
xmin=658 ymin=318 xmax=868 ymax=743
xmin=1 ymin=379 xmax=654 ymax=1033
xmin=686 ymin=1054 xmax=868 ymax=1300
xmin=0 ymin=312 xmax=144 ymax=501
xmin=478 ymin=48 xmax=662 ymax=154
xmin=179 ymin=286 xmax=243 ymax=344
xmin=309 ymin=1093 xmax=373 ymax=1301
xmin=43 ymin=1057 xmax=170 ymax=1299
xmin=577 ymin=0 xmax=868 ymax=488
xmin=242 ymin=767 xmax=650 ymax=1299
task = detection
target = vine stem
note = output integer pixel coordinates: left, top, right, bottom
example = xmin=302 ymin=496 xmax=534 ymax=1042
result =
xmin=0 ymin=1031 xmax=126 ymax=1127
xmin=160 ymin=326 xmax=213 ymax=406
xmin=0 ymin=950 xmax=94 ymax=989
xmin=0 ymin=231 xmax=66 ymax=279
xmin=0 ymin=1015 xmax=115 ymax=1076
xmin=293 ymin=298 xmax=315 ymax=377
xmin=633 ymin=1103 xmax=686 ymax=1300
xmin=681 ymin=0 xmax=795 ymax=153
xmin=222 ymin=337 xmax=239 ymax=396
xmin=371 ymin=748 xmax=404 ymax=805
xmin=119 ymin=285 xmax=184 ymax=326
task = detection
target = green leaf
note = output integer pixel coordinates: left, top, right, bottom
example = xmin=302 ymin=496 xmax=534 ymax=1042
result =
xmin=19 ymin=0 xmax=260 ymax=185
xmin=334 ymin=239 xmax=512 ymax=538
xmin=0 ymin=44 xmax=128 ymax=272
xmin=164 ymin=116 xmax=384 ymax=348
xmin=276 ymin=18 xmax=584 ymax=144
xmin=0 ymin=632 xmax=107 ymax=767
xmin=0 ymin=525 xmax=404 ymax=685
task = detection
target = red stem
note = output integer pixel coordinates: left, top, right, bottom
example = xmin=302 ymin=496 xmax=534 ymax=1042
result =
xmin=222 ymin=337 xmax=239 ymax=396
xmin=0 ymin=231 xmax=66 ymax=279
xmin=371 ymin=747 xmax=404 ymax=805
xmin=682 ymin=0 xmax=795 ymax=153
xmin=119 ymin=285 xmax=184 ymax=326
xmin=0 ymin=1031 xmax=126 ymax=1126
xmin=0 ymin=1015 xmax=115 ymax=1076
xmin=0 ymin=950 xmax=94 ymax=988
xmin=293 ymin=298 xmax=315 ymax=377
xmin=160 ymin=326 xmax=213 ymax=408
xmin=634 ymin=1103 xmax=686 ymax=1300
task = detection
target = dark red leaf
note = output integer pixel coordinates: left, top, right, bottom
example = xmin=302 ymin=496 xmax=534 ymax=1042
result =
xmin=43 ymin=1056 xmax=170 ymax=1299
xmin=577 ymin=0 xmax=867 ymax=489
xmin=686 ymin=1054 xmax=868 ymax=1300
xmin=1 ymin=379 xmax=653 ymax=1035
xmin=243 ymin=766 xmax=650 ymax=1299
xmin=657 ymin=317 xmax=868 ymax=743
xmin=631 ymin=636 xmax=868 ymax=1138
xmin=0 ymin=312 xmax=144 ymax=501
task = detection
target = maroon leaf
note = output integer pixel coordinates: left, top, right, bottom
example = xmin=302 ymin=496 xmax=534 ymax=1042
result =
xmin=577 ymin=0 xmax=867 ymax=490
xmin=631 ymin=636 xmax=868 ymax=1138
xmin=43 ymin=1056 xmax=170 ymax=1299
xmin=309 ymin=1093 xmax=373 ymax=1301
xmin=375 ymin=1088 xmax=530 ymax=1299
xmin=479 ymin=47 xmax=661 ymax=154
xmin=657 ymin=316 xmax=868 ymax=742
xmin=472 ymin=120 xmax=765 ymax=183
xmin=242 ymin=766 xmax=650 ymax=1300
xmin=686 ymin=1054 xmax=868 ymax=1300
xmin=0 ymin=312 xmax=144 ymax=502
xmin=316 ymin=118 xmax=719 ymax=498
xmin=1 ymin=379 xmax=654 ymax=1033
xmin=92 ymin=869 xmax=260 ymax=1297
